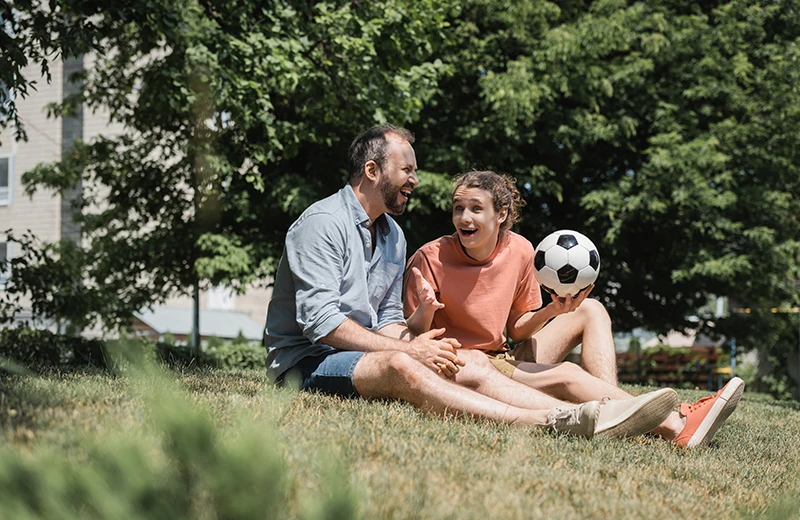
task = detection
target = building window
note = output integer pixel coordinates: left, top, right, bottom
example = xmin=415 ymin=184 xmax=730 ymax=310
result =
xmin=0 ymin=156 xmax=9 ymax=205
xmin=0 ymin=81 xmax=10 ymax=123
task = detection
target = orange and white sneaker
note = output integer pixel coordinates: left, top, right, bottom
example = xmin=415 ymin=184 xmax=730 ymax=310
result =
xmin=674 ymin=377 xmax=745 ymax=448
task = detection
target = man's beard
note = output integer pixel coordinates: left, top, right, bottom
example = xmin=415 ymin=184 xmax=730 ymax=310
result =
xmin=378 ymin=174 xmax=408 ymax=215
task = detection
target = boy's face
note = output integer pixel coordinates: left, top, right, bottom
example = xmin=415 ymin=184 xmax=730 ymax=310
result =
xmin=452 ymin=186 xmax=507 ymax=258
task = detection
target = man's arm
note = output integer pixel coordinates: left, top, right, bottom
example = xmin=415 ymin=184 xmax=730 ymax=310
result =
xmin=321 ymin=318 xmax=463 ymax=377
xmin=377 ymin=321 xmax=414 ymax=341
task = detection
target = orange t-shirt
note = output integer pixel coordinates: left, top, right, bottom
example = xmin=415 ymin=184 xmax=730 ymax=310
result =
xmin=403 ymin=231 xmax=542 ymax=351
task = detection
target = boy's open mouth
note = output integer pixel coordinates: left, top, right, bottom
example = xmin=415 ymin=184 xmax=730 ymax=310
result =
xmin=460 ymin=229 xmax=477 ymax=236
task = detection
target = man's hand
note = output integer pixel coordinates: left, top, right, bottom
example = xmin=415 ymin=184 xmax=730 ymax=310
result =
xmin=411 ymin=267 xmax=444 ymax=311
xmin=550 ymin=284 xmax=594 ymax=315
xmin=408 ymin=327 xmax=464 ymax=378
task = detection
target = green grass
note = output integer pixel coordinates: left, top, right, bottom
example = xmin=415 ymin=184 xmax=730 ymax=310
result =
xmin=2 ymin=368 xmax=800 ymax=519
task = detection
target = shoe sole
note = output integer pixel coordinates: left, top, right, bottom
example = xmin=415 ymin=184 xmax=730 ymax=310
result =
xmin=685 ymin=377 xmax=745 ymax=448
xmin=597 ymin=388 xmax=678 ymax=438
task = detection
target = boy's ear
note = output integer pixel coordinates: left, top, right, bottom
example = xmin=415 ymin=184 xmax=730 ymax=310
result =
xmin=498 ymin=207 xmax=509 ymax=224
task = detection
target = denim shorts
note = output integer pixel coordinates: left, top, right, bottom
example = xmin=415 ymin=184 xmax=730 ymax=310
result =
xmin=282 ymin=350 xmax=365 ymax=398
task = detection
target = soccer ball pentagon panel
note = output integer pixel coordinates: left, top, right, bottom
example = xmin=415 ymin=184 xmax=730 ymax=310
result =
xmin=533 ymin=230 xmax=600 ymax=298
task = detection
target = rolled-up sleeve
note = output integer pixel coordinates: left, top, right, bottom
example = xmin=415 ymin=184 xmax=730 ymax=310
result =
xmin=286 ymin=213 xmax=349 ymax=343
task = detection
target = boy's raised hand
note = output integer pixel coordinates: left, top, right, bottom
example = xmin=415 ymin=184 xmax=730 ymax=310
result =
xmin=550 ymin=284 xmax=594 ymax=315
xmin=412 ymin=267 xmax=444 ymax=310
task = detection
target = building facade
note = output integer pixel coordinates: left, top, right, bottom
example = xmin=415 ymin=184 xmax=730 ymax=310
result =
xmin=0 ymin=57 xmax=271 ymax=341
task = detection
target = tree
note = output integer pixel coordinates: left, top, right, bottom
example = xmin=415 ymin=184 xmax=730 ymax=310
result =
xmin=1 ymin=0 xmax=104 ymax=144
xmin=3 ymin=0 xmax=800 ymax=396
xmin=408 ymin=0 xmax=800 ymax=341
xmin=1 ymin=0 xmax=454 ymax=329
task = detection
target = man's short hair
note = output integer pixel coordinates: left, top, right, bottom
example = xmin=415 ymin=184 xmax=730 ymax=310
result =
xmin=348 ymin=124 xmax=415 ymax=180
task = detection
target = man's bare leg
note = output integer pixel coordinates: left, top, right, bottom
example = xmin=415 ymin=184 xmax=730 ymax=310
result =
xmin=449 ymin=350 xmax=679 ymax=439
xmin=352 ymin=350 xmax=553 ymax=426
xmin=529 ymin=299 xmax=618 ymax=385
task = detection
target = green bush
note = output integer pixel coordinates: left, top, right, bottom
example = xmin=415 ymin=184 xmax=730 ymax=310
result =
xmin=154 ymin=341 xmax=264 ymax=370
xmin=205 ymin=342 xmax=265 ymax=370
xmin=0 ymin=326 xmax=107 ymax=369
xmin=0 ymin=327 xmax=265 ymax=372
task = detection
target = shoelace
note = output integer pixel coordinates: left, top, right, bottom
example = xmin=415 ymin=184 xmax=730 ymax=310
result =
xmin=681 ymin=395 xmax=714 ymax=415
xmin=548 ymin=406 xmax=581 ymax=427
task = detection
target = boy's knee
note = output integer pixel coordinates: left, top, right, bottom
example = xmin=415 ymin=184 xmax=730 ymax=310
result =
xmin=559 ymin=360 xmax=583 ymax=374
xmin=579 ymin=298 xmax=610 ymax=321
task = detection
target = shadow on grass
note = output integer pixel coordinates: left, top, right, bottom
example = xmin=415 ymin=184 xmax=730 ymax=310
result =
xmin=762 ymin=399 xmax=800 ymax=412
xmin=177 ymin=367 xmax=267 ymax=396
xmin=740 ymin=494 xmax=800 ymax=519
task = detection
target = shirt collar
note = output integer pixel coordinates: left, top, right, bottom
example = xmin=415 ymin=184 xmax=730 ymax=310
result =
xmin=343 ymin=184 xmax=391 ymax=237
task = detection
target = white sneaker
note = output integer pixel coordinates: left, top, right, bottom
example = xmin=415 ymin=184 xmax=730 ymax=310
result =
xmin=547 ymin=401 xmax=601 ymax=439
xmin=595 ymin=388 xmax=678 ymax=438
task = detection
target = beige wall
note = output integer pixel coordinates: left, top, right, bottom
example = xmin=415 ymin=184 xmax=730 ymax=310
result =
xmin=163 ymin=283 xmax=272 ymax=327
xmin=0 ymin=61 xmax=64 ymax=246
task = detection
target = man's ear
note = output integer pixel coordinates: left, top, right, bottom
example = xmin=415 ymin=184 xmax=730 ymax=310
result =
xmin=364 ymin=160 xmax=380 ymax=181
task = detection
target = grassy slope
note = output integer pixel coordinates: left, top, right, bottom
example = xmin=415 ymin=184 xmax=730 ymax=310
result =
xmin=2 ymin=369 xmax=799 ymax=519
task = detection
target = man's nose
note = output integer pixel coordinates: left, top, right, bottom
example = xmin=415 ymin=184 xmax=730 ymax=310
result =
xmin=409 ymin=170 xmax=419 ymax=187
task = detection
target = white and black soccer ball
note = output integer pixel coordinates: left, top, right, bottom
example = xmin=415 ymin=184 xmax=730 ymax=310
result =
xmin=533 ymin=230 xmax=600 ymax=298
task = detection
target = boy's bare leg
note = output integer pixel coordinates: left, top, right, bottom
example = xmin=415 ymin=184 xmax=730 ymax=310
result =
xmin=450 ymin=349 xmax=565 ymax=410
xmin=353 ymin=350 xmax=553 ymax=425
xmin=510 ymin=360 xmax=685 ymax=438
xmin=530 ymin=299 xmax=618 ymax=385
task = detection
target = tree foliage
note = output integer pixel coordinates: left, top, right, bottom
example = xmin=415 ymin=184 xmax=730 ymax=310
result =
xmin=408 ymin=0 xmax=800 ymax=341
xmin=1 ymin=0 xmax=453 ymax=328
xmin=2 ymin=0 xmax=800 ymax=375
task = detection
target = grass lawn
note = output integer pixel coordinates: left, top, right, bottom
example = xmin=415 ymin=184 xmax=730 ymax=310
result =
xmin=2 ymin=368 xmax=800 ymax=519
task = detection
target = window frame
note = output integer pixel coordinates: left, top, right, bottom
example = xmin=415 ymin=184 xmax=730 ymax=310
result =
xmin=0 ymin=240 xmax=11 ymax=288
xmin=0 ymin=154 xmax=12 ymax=206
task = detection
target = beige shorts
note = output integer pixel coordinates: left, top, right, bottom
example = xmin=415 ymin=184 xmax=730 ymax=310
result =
xmin=483 ymin=340 xmax=536 ymax=377
xmin=484 ymin=350 xmax=522 ymax=377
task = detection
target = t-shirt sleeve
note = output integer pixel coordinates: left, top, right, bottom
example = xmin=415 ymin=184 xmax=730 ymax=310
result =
xmin=511 ymin=240 xmax=543 ymax=312
xmin=403 ymin=248 xmax=439 ymax=318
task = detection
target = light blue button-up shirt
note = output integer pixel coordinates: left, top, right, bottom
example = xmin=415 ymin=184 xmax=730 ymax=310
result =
xmin=265 ymin=184 xmax=407 ymax=382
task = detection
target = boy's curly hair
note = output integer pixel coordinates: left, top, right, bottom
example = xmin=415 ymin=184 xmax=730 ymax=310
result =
xmin=452 ymin=170 xmax=525 ymax=231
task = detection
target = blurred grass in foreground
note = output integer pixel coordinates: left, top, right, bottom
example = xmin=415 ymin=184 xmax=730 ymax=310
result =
xmin=2 ymin=363 xmax=800 ymax=519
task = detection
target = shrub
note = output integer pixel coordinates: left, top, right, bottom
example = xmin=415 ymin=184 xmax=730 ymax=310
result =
xmin=205 ymin=342 xmax=265 ymax=370
xmin=0 ymin=327 xmax=266 ymax=372
xmin=0 ymin=326 xmax=107 ymax=370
